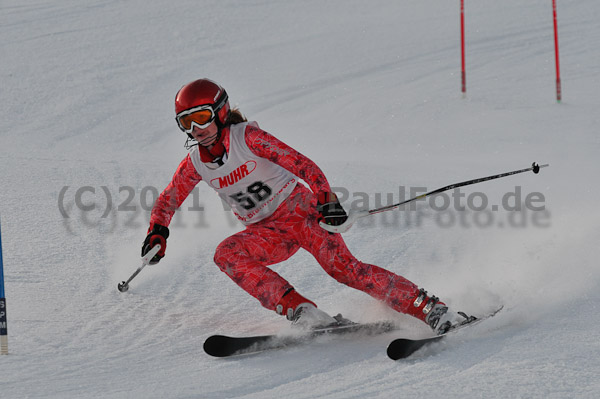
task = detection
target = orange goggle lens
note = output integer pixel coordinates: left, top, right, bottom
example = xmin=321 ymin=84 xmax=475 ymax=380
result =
xmin=176 ymin=107 xmax=215 ymax=132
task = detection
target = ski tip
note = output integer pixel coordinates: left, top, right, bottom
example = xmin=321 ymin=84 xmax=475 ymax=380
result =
xmin=203 ymin=335 xmax=232 ymax=358
xmin=386 ymin=338 xmax=413 ymax=360
xmin=387 ymin=336 xmax=444 ymax=360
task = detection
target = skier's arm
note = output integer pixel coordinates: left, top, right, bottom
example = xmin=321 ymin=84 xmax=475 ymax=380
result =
xmin=244 ymin=125 xmax=347 ymax=226
xmin=244 ymin=124 xmax=332 ymax=194
xmin=149 ymin=154 xmax=203 ymax=229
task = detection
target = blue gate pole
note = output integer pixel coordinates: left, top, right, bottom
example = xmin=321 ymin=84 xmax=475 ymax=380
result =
xmin=0 ymin=215 xmax=8 ymax=354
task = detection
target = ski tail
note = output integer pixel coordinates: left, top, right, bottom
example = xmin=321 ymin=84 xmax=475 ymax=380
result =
xmin=444 ymin=305 xmax=503 ymax=335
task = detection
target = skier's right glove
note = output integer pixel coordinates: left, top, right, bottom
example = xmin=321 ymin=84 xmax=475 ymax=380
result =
xmin=141 ymin=223 xmax=169 ymax=265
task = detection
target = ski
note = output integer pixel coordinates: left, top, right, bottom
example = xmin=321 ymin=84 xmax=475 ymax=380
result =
xmin=204 ymin=318 xmax=397 ymax=358
xmin=387 ymin=306 xmax=503 ymax=360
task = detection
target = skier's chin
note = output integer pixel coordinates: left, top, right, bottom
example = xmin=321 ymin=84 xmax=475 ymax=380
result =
xmin=198 ymin=134 xmax=218 ymax=147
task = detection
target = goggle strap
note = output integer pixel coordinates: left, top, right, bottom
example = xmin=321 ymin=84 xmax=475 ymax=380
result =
xmin=213 ymin=89 xmax=228 ymax=114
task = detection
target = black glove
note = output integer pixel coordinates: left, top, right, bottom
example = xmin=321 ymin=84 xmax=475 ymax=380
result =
xmin=317 ymin=192 xmax=348 ymax=226
xmin=141 ymin=224 xmax=169 ymax=264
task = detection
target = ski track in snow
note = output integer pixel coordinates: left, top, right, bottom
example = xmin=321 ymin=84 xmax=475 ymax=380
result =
xmin=1 ymin=0 xmax=600 ymax=397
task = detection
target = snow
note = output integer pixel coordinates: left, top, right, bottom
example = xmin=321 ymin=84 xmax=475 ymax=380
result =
xmin=1 ymin=0 xmax=599 ymax=397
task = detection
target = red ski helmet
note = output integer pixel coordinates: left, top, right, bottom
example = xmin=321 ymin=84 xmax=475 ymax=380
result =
xmin=175 ymin=79 xmax=230 ymax=129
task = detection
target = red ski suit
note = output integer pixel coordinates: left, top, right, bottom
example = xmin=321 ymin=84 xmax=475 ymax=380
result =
xmin=150 ymin=123 xmax=428 ymax=321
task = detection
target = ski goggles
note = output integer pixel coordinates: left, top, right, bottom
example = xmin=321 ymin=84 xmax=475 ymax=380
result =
xmin=175 ymin=90 xmax=229 ymax=133
xmin=176 ymin=105 xmax=217 ymax=132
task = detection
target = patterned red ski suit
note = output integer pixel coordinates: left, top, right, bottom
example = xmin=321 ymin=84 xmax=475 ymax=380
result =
xmin=150 ymin=123 xmax=428 ymax=322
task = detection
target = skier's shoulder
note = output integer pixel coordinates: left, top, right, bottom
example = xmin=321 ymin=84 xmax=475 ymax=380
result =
xmin=240 ymin=121 xmax=284 ymax=147
xmin=179 ymin=151 xmax=195 ymax=169
xmin=177 ymin=152 xmax=202 ymax=179
xmin=234 ymin=120 xmax=261 ymax=136
xmin=236 ymin=121 xmax=271 ymax=148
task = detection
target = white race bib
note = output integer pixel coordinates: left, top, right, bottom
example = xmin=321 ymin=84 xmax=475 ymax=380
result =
xmin=189 ymin=123 xmax=298 ymax=224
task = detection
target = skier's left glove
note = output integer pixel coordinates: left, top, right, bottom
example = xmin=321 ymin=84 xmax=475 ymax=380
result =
xmin=317 ymin=192 xmax=348 ymax=226
xmin=141 ymin=223 xmax=169 ymax=264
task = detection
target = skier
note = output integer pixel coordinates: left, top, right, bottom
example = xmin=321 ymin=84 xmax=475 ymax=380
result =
xmin=142 ymin=78 xmax=471 ymax=334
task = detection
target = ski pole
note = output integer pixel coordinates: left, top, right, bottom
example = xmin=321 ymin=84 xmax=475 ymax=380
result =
xmin=320 ymin=162 xmax=549 ymax=234
xmin=117 ymin=244 xmax=161 ymax=292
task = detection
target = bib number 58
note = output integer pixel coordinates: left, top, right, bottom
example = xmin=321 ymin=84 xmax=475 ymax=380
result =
xmin=229 ymin=181 xmax=272 ymax=210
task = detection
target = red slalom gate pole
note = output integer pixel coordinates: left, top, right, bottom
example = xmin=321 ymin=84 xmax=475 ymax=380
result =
xmin=460 ymin=0 xmax=466 ymax=97
xmin=552 ymin=0 xmax=562 ymax=102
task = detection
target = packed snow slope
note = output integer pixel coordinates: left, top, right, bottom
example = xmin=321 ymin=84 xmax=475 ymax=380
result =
xmin=1 ymin=0 xmax=600 ymax=398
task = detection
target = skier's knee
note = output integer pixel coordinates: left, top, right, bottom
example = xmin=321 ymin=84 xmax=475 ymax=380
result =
xmin=323 ymin=260 xmax=369 ymax=287
xmin=214 ymin=236 xmax=247 ymax=268
xmin=323 ymin=265 xmax=354 ymax=285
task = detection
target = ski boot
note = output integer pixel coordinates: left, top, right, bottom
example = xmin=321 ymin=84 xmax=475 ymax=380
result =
xmin=276 ymin=289 xmax=338 ymax=329
xmin=409 ymin=288 xmax=477 ymax=335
